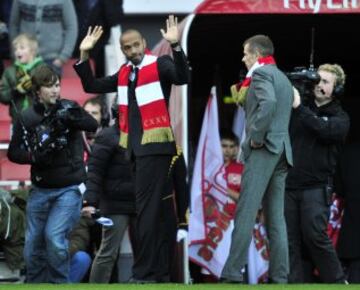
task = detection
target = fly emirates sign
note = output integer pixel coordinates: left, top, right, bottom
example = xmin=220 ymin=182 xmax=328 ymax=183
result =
xmin=284 ymin=0 xmax=358 ymax=13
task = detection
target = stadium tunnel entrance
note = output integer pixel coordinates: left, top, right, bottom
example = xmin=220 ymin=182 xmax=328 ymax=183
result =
xmin=186 ymin=13 xmax=360 ymax=150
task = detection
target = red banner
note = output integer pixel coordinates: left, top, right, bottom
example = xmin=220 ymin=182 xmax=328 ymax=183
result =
xmin=195 ymin=0 xmax=360 ymax=14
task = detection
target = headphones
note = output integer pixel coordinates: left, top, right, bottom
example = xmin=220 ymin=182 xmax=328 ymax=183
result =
xmin=332 ymin=83 xmax=344 ymax=98
xmin=100 ymin=101 xmax=110 ymax=127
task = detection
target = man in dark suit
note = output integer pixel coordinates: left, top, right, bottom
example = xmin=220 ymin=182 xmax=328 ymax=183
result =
xmin=221 ymin=35 xmax=293 ymax=283
xmin=73 ymin=15 xmax=189 ymax=283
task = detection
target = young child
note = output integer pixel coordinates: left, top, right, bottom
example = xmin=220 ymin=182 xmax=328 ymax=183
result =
xmin=0 ymin=33 xmax=43 ymax=122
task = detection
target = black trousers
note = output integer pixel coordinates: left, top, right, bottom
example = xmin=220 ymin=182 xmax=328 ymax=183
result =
xmin=131 ymin=155 xmax=172 ymax=281
xmin=285 ymin=188 xmax=345 ymax=283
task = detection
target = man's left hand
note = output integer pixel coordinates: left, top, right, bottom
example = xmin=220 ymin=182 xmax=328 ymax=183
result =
xmin=176 ymin=229 xmax=188 ymax=242
xmin=160 ymin=15 xmax=179 ymax=44
xmin=292 ymin=87 xmax=301 ymax=108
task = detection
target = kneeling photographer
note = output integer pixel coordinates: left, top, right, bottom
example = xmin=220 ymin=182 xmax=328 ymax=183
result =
xmin=285 ymin=64 xmax=350 ymax=283
xmin=7 ymin=64 xmax=98 ymax=283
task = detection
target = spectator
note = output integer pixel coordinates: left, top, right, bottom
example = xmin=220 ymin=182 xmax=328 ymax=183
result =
xmin=73 ymin=0 xmax=123 ymax=77
xmin=9 ymin=0 xmax=78 ymax=75
xmin=162 ymin=145 xmax=189 ymax=282
xmin=335 ymin=139 xmax=360 ymax=283
xmin=0 ymin=187 xmax=27 ymax=282
xmin=0 ymin=33 xmax=43 ymax=123
xmin=68 ymin=215 xmax=100 ymax=283
xmin=0 ymin=0 xmax=12 ymax=75
xmin=67 ymin=95 xmax=109 ymax=283
xmin=81 ymin=95 xmax=109 ymax=163
xmin=81 ymin=105 xmax=136 ymax=283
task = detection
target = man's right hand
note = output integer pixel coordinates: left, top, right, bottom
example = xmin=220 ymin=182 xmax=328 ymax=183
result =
xmin=292 ymin=87 xmax=301 ymax=108
xmin=79 ymin=26 xmax=103 ymax=61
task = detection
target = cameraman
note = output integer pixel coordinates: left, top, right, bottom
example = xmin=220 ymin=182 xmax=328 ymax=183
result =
xmin=285 ymin=64 xmax=350 ymax=283
xmin=7 ymin=64 xmax=98 ymax=283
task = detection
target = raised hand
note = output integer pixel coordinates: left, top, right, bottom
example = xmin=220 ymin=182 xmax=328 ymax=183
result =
xmin=79 ymin=26 xmax=104 ymax=52
xmin=160 ymin=15 xmax=179 ymax=44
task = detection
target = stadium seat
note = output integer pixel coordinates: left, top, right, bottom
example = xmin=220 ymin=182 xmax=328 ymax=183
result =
xmin=3 ymin=59 xmax=11 ymax=69
xmin=0 ymin=105 xmax=11 ymax=142
xmin=0 ymin=122 xmax=11 ymax=142
xmin=0 ymin=157 xmax=30 ymax=181
xmin=60 ymin=77 xmax=96 ymax=106
xmin=62 ymin=58 xmax=95 ymax=78
xmin=60 ymin=58 xmax=96 ymax=106
xmin=0 ymin=104 xmax=11 ymax=122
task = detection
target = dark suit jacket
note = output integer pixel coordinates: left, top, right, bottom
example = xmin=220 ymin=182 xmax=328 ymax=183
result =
xmin=241 ymin=64 xmax=293 ymax=166
xmin=74 ymin=50 xmax=189 ymax=156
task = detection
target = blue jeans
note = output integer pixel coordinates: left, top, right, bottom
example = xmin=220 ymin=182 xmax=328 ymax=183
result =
xmin=25 ymin=185 xmax=82 ymax=283
xmin=69 ymin=251 xmax=92 ymax=283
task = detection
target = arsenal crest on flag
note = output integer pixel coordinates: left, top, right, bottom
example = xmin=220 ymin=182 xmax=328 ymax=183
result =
xmin=188 ymin=87 xmax=232 ymax=277
xmin=188 ymin=87 xmax=269 ymax=282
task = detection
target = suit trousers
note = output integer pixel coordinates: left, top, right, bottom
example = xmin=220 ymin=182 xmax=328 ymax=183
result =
xmin=285 ymin=188 xmax=345 ymax=283
xmin=131 ymin=155 xmax=172 ymax=281
xmin=89 ymin=215 xmax=130 ymax=283
xmin=222 ymin=148 xmax=289 ymax=283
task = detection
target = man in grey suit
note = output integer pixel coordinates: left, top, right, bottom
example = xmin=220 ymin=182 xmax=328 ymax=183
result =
xmin=221 ymin=35 xmax=293 ymax=283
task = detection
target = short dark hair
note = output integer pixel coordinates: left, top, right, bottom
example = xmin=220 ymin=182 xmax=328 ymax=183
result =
xmin=83 ymin=95 xmax=106 ymax=109
xmin=243 ymin=35 xmax=274 ymax=57
xmin=220 ymin=129 xmax=239 ymax=146
xmin=120 ymin=29 xmax=144 ymax=46
xmin=31 ymin=64 xmax=59 ymax=92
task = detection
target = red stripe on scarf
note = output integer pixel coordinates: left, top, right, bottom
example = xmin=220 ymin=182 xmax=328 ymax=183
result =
xmin=137 ymin=62 xmax=160 ymax=86
xmin=119 ymin=104 xmax=129 ymax=133
xmin=118 ymin=65 xmax=131 ymax=85
xmin=117 ymin=54 xmax=174 ymax=147
xmin=139 ymin=99 xmax=171 ymax=130
xmin=258 ymin=55 xmax=275 ymax=65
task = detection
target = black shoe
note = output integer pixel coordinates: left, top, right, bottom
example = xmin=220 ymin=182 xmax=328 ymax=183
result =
xmin=220 ymin=277 xmax=244 ymax=284
xmin=128 ymin=277 xmax=156 ymax=284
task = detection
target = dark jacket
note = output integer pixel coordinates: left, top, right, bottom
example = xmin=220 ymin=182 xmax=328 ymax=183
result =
xmin=0 ymin=58 xmax=44 ymax=122
xmin=74 ymin=50 xmax=189 ymax=156
xmin=164 ymin=148 xmax=189 ymax=226
xmin=334 ymin=142 xmax=360 ymax=259
xmin=84 ymin=124 xmax=135 ymax=215
xmin=7 ymin=98 xmax=98 ymax=188
xmin=286 ymin=99 xmax=350 ymax=190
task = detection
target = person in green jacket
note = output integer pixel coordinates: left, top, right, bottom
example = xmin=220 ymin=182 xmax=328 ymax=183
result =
xmin=0 ymin=186 xmax=28 ymax=279
xmin=0 ymin=33 xmax=43 ymax=123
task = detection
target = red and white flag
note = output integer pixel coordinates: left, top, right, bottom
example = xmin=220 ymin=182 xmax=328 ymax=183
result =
xmin=189 ymin=87 xmax=231 ymax=277
xmin=188 ymin=87 xmax=269 ymax=282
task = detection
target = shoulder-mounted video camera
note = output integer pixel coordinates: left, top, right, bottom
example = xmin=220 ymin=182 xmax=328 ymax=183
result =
xmin=31 ymin=99 xmax=81 ymax=153
xmin=287 ymin=66 xmax=320 ymax=102
xmin=286 ymin=27 xmax=323 ymax=102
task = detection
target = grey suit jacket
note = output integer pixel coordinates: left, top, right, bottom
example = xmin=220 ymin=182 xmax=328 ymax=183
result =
xmin=241 ymin=64 xmax=293 ymax=166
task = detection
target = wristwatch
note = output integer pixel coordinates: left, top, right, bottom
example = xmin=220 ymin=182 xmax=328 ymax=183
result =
xmin=170 ymin=42 xmax=181 ymax=51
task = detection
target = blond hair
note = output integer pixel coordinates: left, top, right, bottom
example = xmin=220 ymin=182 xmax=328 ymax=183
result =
xmin=318 ymin=63 xmax=346 ymax=86
xmin=12 ymin=33 xmax=39 ymax=55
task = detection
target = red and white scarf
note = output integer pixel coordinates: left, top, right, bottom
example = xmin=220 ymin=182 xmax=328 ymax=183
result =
xmin=233 ymin=56 xmax=276 ymax=105
xmin=117 ymin=54 xmax=174 ymax=148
